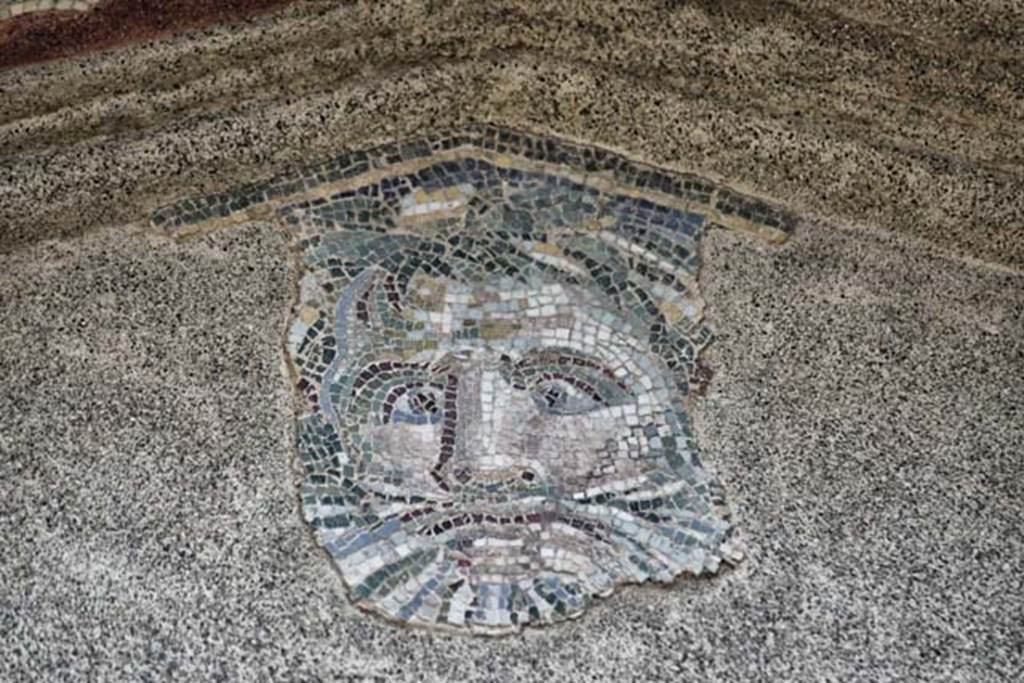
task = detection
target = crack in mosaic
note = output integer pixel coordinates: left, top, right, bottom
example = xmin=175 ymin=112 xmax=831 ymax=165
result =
xmin=152 ymin=127 xmax=792 ymax=634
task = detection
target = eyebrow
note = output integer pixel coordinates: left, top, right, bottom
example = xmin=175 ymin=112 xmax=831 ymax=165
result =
xmin=513 ymin=349 xmax=630 ymax=391
xmin=350 ymin=361 xmax=427 ymax=394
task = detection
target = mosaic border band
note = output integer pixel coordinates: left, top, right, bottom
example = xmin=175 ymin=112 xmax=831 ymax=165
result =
xmin=150 ymin=125 xmax=796 ymax=242
xmin=0 ymin=0 xmax=99 ymax=19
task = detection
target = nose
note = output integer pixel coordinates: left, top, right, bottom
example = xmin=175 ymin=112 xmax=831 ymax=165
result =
xmin=450 ymin=360 xmax=539 ymax=485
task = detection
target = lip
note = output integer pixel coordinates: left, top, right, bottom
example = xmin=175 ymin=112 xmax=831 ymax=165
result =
xmin=412 ymin=510 xmax=544 ymax=534
xmin=407 ymin=508 xmax=616 ymax=543
xmin=435 ymin=462 xmax=545 ymax=493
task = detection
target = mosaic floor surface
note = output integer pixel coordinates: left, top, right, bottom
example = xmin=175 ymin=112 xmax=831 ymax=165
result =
xmin=154 ymin=126 xmax=793 ymax=634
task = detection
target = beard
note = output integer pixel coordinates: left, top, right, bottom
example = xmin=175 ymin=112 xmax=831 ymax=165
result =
xmin=302 ymin=411 xmax=733 ymax=633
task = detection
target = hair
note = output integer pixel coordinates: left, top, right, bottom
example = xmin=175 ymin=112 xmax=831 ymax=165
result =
xmin=282 ymin=158 xmax=711 ymax=397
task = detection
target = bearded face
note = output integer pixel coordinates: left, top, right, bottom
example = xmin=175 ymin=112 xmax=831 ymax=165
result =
xmin=146 ymin=126 xmax=793 ymax=634
xmin=285 ymin=154 xmax=738 ymax=633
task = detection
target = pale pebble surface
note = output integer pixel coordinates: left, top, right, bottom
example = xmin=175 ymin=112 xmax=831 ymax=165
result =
xmin=1 ymin=1 xmax=1023 ymax=680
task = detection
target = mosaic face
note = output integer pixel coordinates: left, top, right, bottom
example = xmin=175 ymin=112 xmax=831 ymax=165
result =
xmin=283 ymin=162 xmax=737 ymax=633
xmin=152 ymin=127 xmax=793 ymax=633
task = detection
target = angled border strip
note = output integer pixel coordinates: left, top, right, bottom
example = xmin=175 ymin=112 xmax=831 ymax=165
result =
xmin=150 ymin=125 xmax=797 ymax=243
xmin=0 ymin=0 xmax=99 ymax=20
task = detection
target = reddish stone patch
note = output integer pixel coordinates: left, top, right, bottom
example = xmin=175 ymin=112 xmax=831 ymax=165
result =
xmin=0 ymin=0 xmax=302 ymax=70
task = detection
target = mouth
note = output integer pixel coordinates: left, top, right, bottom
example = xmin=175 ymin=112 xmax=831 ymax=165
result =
xmin=429 ymin=463 xmax=542 ymax=495
xmin=412 ymin=509 xmax=545 ymax=535
xmin=408 ymin=507 xmax=615 ymax=544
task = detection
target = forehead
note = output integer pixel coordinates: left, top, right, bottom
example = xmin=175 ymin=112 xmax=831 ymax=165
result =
xmin=415 ymin=279 xmax=597 ymax=319
xmin=395 ymin=278 xmax=647 ymax=357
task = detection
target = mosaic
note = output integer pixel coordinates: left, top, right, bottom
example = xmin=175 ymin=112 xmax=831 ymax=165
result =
xmin=0 ymin=0 xmax=98 ymax=20
xmin=153 ymin=126 xmax=793 ymax=634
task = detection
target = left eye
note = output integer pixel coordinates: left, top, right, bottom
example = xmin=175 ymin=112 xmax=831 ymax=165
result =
xmin=386 ymin=386 xmax=444 ymax=425
xmin=531 ymin=379 xmax=601 ymax=415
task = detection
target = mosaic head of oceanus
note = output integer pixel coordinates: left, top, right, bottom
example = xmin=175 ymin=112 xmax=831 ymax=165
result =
xmin=151 ymin=128 xmax=794 ymax=634
xmin=282 ymin=159 xmax=747 ymax=634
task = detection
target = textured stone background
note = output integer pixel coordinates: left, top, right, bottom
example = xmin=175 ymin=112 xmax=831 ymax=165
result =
xmin=1 ymin=1 xmax=1022 ymax=681
xmin=0 ymin=0 xmax=297 ymax=68
xmin=2 ymin=0 xmax=1022 ymax=267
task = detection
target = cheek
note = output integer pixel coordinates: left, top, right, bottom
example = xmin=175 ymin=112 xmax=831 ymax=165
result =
xmin=368 ymin=423 xmax=441 ymax=478
xmin=524 ymin=415 xmax=625 ymax=479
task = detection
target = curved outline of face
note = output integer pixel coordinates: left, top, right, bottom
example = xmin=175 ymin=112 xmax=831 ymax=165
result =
xmin=307 ymin=270 xmax=731 ymax=632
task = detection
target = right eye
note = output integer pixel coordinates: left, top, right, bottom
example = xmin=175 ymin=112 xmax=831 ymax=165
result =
xmin=530 ymin=377 xmax=603 ymax=415
xmin=384 ymin=385 xmax=444 ymax=425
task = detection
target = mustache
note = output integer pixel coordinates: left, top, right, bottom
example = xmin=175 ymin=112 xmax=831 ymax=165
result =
xmin=403 ymin=503 xmax=675 ymax=541
xmin=408 ymin=509 xmax=546 ymax=534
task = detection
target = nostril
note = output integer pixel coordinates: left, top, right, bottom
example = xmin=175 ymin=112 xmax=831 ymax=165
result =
xmin=448 ymin=464 xmax=539 ymax=489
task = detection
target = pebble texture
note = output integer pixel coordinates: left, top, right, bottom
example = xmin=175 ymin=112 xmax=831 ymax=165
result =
xmin=0 ymin=1 xmax=1021 ymax=267
xmin=2 ymin=216 xmax=1021 ymax=680
xmin=1 ymin=0 xmax=1023 ymax=680
xmin=0 ymin=0 xmax=299 ymax=68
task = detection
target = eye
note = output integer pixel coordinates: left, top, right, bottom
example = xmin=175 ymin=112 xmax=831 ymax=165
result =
xmin=384 ymin=385 xmax=444 ymax=425
xmin=531 ymin=377 xmax=602 ymax=415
